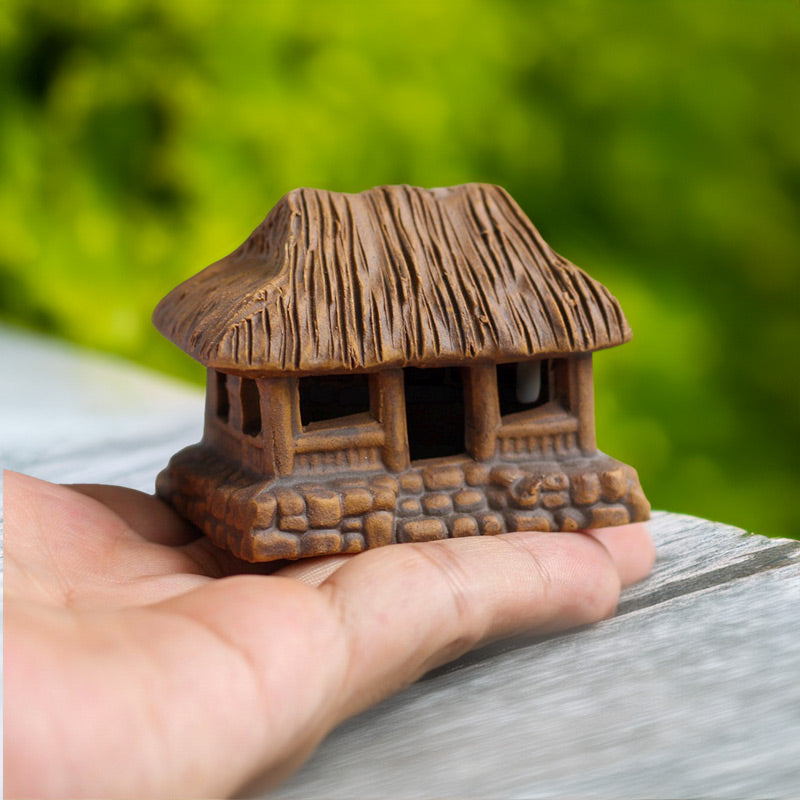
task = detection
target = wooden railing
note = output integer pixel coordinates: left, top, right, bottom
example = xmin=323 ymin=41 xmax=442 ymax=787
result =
xmin=496 ymin=407 xmax=581 ymax=459
xmin=294 ymin=413 xmax=385 ymax=473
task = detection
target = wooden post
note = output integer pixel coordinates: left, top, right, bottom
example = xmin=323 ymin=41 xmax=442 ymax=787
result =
xmin=463 ymin=362 xmax=500 ymax=461
xmin=371 ymin=369 xmax=409 ymax=472
xmin=568 ymin=354 xmax=596 ymax=454
xmin=226 ymin=375 xmax=244 ymax=432
xmin=257 ymin=377 xmax=296 ymax=476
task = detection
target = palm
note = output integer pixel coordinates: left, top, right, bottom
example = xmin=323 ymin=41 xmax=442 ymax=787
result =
xmin=7 ymin=480 xmax=297 ymax=609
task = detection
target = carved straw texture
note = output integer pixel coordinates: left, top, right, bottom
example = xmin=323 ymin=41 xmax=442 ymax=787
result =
xmin=153 ymin=184 xmax=631 ymax=373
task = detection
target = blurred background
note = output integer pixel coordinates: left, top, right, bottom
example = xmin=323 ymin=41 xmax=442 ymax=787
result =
xmin=1 ymin=0 xmax=798 ymax=538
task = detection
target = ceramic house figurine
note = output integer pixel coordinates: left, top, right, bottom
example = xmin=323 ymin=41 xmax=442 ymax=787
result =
xmin=154 ymin=183 xmax=649 ymax=561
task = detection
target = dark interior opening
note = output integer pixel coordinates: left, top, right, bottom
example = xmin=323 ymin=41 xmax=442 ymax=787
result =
xmin=497 ymin=360 xmax=550 ymax=417
xmin=404 ymin=367 xmax=466 ymax=461
xmin=216 ymin=371 xmax=230 ymax=422
xmin=240 ymin=378 xmax=261 ymax=436
xmin=299 ymin=373 xmax=371 ymax=427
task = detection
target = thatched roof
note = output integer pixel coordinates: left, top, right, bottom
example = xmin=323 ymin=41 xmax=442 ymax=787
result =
xmin=154 ymin=184 xmax=631 ymax=374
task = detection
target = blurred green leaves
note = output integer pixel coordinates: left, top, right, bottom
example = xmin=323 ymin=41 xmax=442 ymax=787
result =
xmin=1 ymin=0 xmax=798 ymax=537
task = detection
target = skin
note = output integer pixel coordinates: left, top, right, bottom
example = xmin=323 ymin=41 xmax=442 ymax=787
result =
xmin=3 ymin=470 xmax=655 ymax=799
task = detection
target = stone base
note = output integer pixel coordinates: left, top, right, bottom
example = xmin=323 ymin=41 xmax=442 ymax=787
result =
xmin=157 ymin=446 xmax=650 ymax=562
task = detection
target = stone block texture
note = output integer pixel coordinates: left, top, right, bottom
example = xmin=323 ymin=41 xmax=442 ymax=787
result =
xmin=157 ymin=447 xmax=650 ymax=562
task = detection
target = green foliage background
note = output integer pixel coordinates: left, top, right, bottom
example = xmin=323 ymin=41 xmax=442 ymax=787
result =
xmin=2 ymin=0 xmax=798 ymax=538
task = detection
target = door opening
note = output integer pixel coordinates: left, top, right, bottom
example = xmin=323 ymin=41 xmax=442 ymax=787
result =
xmin=404 ymin=367 xmax=466 ymax=462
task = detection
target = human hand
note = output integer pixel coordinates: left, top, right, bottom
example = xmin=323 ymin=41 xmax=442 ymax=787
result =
xmin=4 ymin=470 xmax=654 ymax=799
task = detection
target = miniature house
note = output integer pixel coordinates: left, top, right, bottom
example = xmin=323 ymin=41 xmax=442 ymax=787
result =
xmin=154 ymin=183 xmax=649 ymax=561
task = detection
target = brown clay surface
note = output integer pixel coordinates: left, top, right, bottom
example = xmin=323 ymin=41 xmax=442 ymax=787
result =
xmin=157 ymin=447 xmax=649 ymax=562
xmin=154 ymin=183 xmax=650 ymax=560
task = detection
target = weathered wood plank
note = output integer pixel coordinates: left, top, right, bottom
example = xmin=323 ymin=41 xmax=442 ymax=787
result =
xmin=0 ymin=325 xmax=204 ymax=494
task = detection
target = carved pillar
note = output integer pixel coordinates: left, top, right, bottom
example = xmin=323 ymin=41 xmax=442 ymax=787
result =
xmin=226 ymin=375 xmax=244 ymax=431
xmin=371 ymin=369 xmax=409 ymax=472
xmin=568 ymin=354 xmax=596 ymax=454
xmin=464 ymin=362 xmax=500 ymax=461
xmin=257 ymin=377 xmax=296 ymax=477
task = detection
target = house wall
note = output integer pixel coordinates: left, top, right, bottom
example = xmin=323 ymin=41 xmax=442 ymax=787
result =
xmin=204 ymin=369 xmax=276 ymax=474
xmin=203 ymin=355 xmax=597 ymax=480
xmin=204 ymin=369 xmax=398 ymax=478
xmin=203 ymin=368 xmax=241 ymax=463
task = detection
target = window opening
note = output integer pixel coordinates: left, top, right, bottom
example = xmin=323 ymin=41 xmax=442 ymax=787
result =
xmin=299 ymin=373 xmax=371 ymax=427
xmin=240 ymin=378 xmax=261 ymax=436
xmin=216 ymin=371 xmax=230 ymax=422
xmin=497 ymin=360 xmax=550 ymax=417
xmin=404 ymin=367 xmax=465 ymax=461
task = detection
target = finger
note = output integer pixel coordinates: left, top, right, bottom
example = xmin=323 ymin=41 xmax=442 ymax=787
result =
xmin=273 ymin=526 xmax=655 ymax=589
xmin=273 ymin=523 xmax=655 ymax=588
xmin=319 ymin=529 xmax=635 ymax=719
xmin=583 ymin=522 xmax=655 ymax=586
xmin=275 ymin=555 xmax=356 ymax=586
xmin=67 ymin=484 xmax=200 ymax=546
